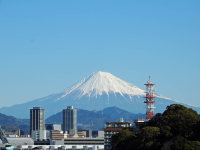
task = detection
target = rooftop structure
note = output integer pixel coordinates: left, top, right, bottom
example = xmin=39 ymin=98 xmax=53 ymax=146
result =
xmin=133 ymin=119 xmax=146 ymax=128
xmin=0 ymin=137 xmax=34 ymax=146
xmin=46 ymin=124 xmax=62 ymax=131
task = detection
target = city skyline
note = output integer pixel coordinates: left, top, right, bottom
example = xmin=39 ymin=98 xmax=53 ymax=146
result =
xmin=0 ymin=0 xmax=200 ymax=108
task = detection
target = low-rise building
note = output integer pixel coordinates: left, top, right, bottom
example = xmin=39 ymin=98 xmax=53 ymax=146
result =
xmin=133 ymin=119 xmax=146 ymax=127
xmin=103 ymin=121 xmax=132 ymax=150
xmin=0 ymin=137 xmax=34 ymax=146
xmin=64 ymin=137 xmax=104 ymax=149
xmin=46 ymin=124 xmax=62 ymax=131
xmin=4 ymin=129 xmax=20 ymax=138
xmin=31 ymin=130 xmax=46 ymax=141
xmin=50 ymin=130 xmax=67 ymax=145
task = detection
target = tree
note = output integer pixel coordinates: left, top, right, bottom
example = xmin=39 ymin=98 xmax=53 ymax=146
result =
xmin=111 ymin=104 xmax=200 ymax=150
xmin=111 ymin=129 xmax=136 ymax=150
xmin=138 ymin=127 xmax=161 ymax=150
xmin=149 ymin=104 xmax=200 ymax=138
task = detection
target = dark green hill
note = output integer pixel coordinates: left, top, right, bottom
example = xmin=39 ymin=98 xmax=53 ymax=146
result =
xmin=0 ymin=113 xmax=29 ymax=133
xmin=46 ymin=107 xmax=145 ymax=130
xmin=112 ymin=104 xmax=200 ymax=150
xmin=0 ymin=107 xmax=145 ymax=132
xmin=97 ymin=106 xmax=145 ymax=120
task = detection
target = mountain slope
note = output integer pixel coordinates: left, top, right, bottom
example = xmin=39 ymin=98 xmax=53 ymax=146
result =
xmin=0 ymin=71 xmax=199 ymax=118
xmin=46 ymin=107 xmax=145 ymax=130
xmin=0 ymin=107 xmax=142 ymax=133
xmin=0 ymin=113 xmax=29 ymax=133
xmin=46 ymin=108 xmax=111 ymax=130
xmin=58 ymin=71 xmax=145 ymax=98
xmin=97 ymin=106 xmax=145 ymax=120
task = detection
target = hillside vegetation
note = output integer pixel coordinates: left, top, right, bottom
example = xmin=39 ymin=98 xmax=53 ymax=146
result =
xmin=46 ymin=107 xmax=145 ymax=130
xmin=0 ymin=113 xmax=29 ymax=133
xmin=112 ymin=104 xmax=200 ymax=150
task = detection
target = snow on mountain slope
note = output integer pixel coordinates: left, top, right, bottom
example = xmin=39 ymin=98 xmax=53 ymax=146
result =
xmin=0 ymin=71 xmax=198 ymax=119
xmin=58 ymin=71 xmax=146 ymax=100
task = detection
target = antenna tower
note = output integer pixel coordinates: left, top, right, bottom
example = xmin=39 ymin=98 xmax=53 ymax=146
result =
xmin=144 ymin=76 xmax=156 ymax=120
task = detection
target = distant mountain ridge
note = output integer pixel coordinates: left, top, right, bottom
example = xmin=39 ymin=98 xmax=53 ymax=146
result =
xmin=0 ymin=107 xmax=145 ymax=132
xmin=0 ymin=71 xmax=199 ymax=118
xmin=0 ymin=113 xmax=29 ymax=134
xmin=46 ymin=106 xmax=145 ymax=130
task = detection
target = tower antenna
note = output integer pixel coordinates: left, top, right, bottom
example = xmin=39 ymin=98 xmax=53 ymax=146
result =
xmin=144 ymin=76 xmax=156 ymax=120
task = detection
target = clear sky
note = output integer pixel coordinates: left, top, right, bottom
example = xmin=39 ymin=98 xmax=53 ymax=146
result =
xmin=0 ymin=0 xmax=199 ymax=107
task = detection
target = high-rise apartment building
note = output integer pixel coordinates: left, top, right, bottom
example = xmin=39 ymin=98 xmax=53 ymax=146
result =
xmin=62 ymin=106 xmax=77 ymax=135
xmin=30 ymin=107 xmax=46 ymax=140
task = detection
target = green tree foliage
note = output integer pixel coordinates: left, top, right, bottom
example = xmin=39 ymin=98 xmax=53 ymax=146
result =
xmin=149 ymin=104 xmax=200 ymax=139
xmin=111 ymin=104 xmax=200 ymax=150
xmin=111 ymin=129 xmax=136 ymax=150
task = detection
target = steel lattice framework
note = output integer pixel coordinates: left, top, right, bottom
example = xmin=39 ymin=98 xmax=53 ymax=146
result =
xmin=144 ymin=76 xmax=156 ymax=120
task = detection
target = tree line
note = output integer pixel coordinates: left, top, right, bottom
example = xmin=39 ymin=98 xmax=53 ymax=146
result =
xmin=111 ymin=104 xmax=200 ymax=150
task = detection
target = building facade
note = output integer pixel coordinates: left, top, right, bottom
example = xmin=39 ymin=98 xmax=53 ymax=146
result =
xmin=62 ymin=106 xmax=77 ymax=135
xmin=30 ymin=107 xmax=46 ymax=141
xmin=103 ymin=121 xmax=132 ymax=150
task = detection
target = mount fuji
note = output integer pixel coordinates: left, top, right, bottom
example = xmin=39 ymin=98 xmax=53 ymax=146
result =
xmin=0 ymin=71 xmax=199 ymax=119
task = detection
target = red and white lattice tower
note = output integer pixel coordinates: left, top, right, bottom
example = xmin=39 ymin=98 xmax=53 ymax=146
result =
xmin=144 ymin=76 xmax=156 ymax=120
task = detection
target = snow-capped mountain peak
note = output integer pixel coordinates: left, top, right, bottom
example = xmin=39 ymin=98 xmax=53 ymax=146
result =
xmin=59 ymin=71 xmax=145 ymax=99
xmin=1 ymin=71 xmax=199 ymax=119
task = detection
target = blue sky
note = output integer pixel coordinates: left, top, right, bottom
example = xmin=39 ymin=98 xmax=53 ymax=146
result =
xmin=0 ymin=0 xmax=200 ymax=107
